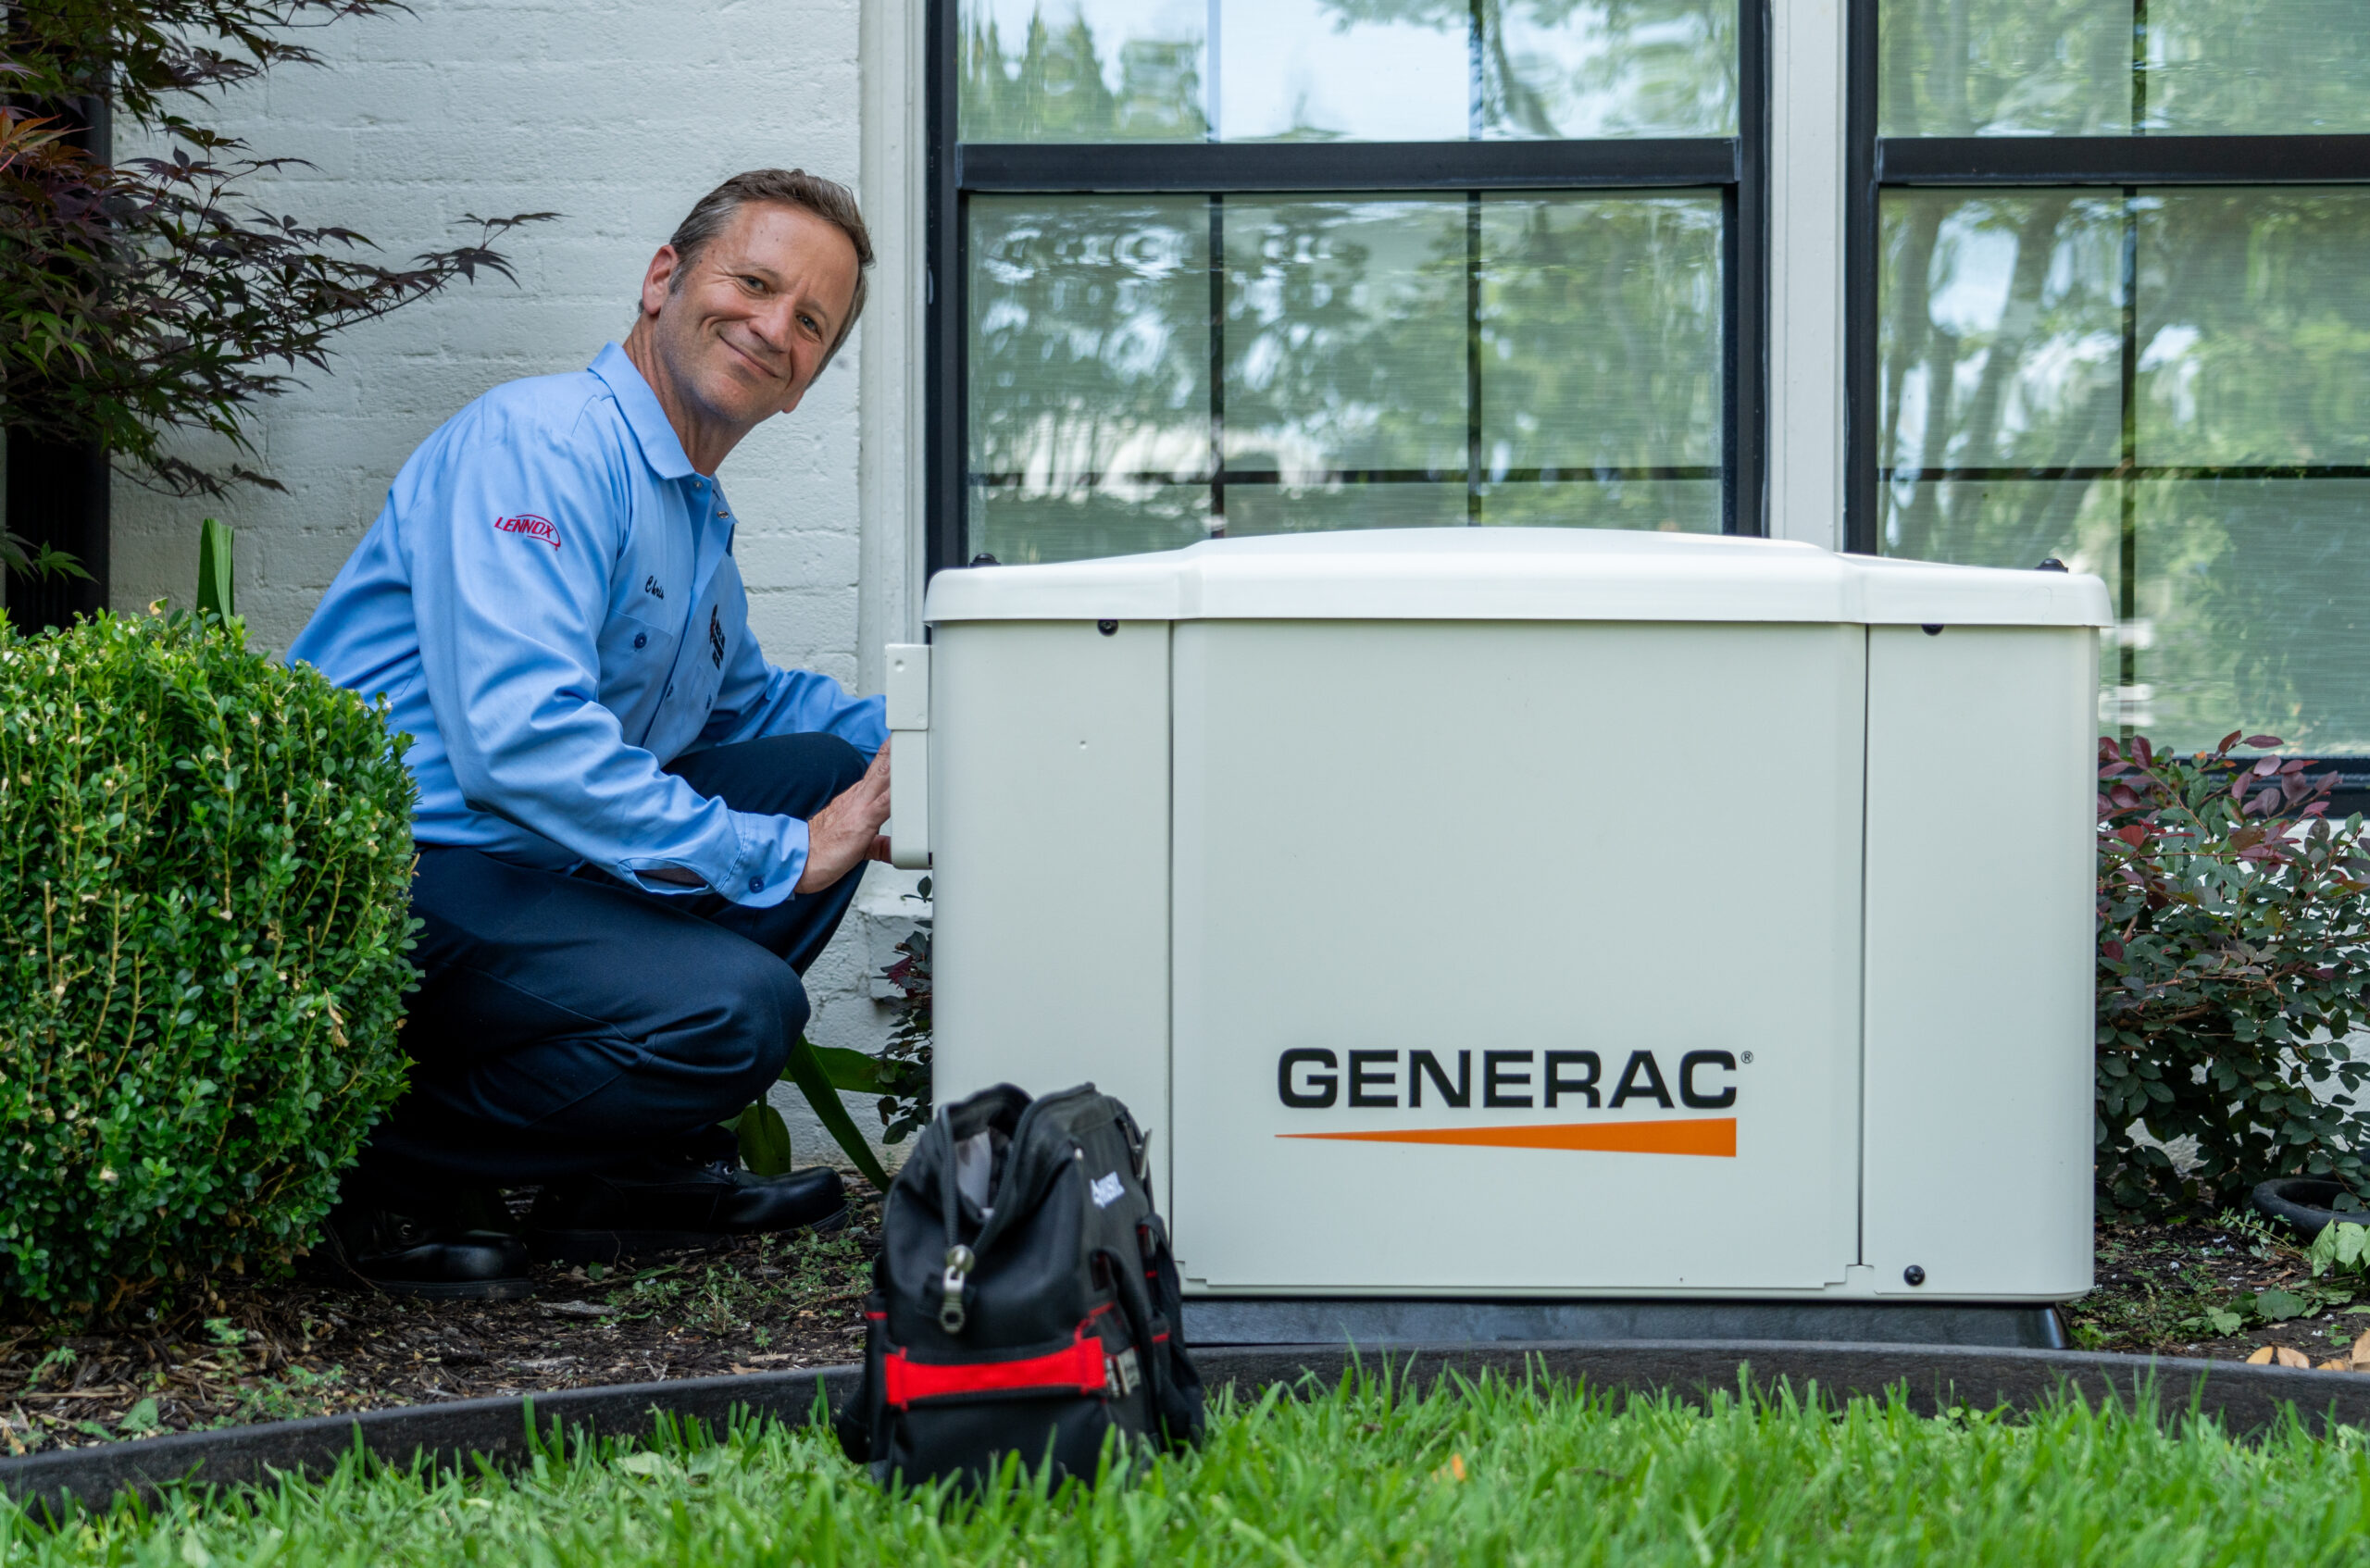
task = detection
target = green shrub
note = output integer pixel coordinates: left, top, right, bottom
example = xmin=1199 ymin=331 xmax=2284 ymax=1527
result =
xmin=0 ymin=611 xmax=417 ymax=1315
xmin=2096 ymin=729 xmax=2370 ymax=1211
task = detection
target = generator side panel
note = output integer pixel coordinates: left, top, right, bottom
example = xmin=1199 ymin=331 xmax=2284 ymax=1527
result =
xmin=1861 ymin=625 xmax=2097 ymax=1300
xmin=929 ymin=620 xmax=1173 ymax=1151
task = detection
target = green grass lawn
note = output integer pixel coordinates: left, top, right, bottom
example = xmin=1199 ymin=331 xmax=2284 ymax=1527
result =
xmin=9 ymin=1370 xmax=2370 ymax=1565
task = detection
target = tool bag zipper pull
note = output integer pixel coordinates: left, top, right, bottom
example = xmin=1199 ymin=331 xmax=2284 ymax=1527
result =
xmin=939 ymin=1244 xmax=976 ymax=1334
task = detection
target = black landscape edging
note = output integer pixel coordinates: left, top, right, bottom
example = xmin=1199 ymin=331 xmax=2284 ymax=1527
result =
xmin=8 ymin=1340 xmax=2370 ymax=1517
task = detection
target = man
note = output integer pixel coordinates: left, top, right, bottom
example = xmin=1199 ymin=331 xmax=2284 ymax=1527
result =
xmin=288 ymin=169 xmax=890 ymax=1299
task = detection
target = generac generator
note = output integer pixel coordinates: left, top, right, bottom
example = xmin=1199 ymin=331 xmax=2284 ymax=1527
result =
xmin=883 ymin=529 xmax=2109 ymax=1338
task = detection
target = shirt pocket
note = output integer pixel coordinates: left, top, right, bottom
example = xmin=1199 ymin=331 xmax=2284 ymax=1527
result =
xmin=598 ymin=598 xmax=680 ymax=748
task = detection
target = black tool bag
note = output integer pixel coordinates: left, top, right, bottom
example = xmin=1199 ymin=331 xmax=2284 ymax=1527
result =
xmin=834 ymin=1082 xmax=1205 ymax=1489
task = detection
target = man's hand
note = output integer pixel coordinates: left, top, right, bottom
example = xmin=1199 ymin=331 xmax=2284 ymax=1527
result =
xmin=795 ymin=739 xmax=892 ymax=894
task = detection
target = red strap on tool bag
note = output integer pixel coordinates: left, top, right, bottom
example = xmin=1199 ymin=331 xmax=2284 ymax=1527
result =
xmin=883 ymin=1326 xmax=1109 ymax=1409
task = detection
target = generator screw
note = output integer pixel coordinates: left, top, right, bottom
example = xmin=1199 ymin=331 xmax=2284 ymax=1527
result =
xmin=1097 ymin=619 xmax=1117 ymax=635
xmin=1903 ymin=1264 xmax=1927 ymax=1287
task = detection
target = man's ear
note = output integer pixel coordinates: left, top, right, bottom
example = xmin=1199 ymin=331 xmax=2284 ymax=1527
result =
xmin=639 ymin=245 xmax=681 ymax=318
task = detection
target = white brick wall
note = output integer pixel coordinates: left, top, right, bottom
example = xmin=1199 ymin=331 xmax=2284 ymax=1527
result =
xmin=106 ymin=0 xmax=920 ymax=1168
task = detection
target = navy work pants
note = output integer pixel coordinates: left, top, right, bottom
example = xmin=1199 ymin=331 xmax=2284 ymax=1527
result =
xmin=353 ymin=733 xmax=871 ymax=1197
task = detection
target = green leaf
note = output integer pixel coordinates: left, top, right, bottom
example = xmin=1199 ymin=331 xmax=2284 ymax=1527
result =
xmin=2204 ymin=1308 xmax=2245 ymax=1337
xmin=802 ymin=1043 xmax=889 ymax=1095
xmin=734 ymin=1101 xmax=793 ymax=1178
xmin=2254 ymin=1288 xmax=2311 ymax=1321
xmin=780 ymin=1035 xmax=891 ymax=1190
xmin=196 ymin=518 xmax=234 ymax=621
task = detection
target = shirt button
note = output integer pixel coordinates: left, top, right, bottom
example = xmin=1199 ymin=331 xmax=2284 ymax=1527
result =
xmin=632 ymin=632 xmax=647 ymax=650
xmin=748 ymin=876 xmax=765 ymax=892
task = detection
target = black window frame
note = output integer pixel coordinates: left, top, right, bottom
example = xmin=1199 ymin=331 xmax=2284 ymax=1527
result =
xmin=1842 ymin=0 xmax=2370 ymax=803
xmin=926 ymin=0 xmax=1773 ymax=579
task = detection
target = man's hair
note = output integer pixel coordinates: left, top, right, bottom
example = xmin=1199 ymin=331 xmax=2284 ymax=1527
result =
xmin=665 ymin=168 xmax=873 ymax=366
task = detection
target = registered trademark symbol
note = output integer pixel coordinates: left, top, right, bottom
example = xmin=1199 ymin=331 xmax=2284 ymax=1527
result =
xmin=1740 ymin=1052 xmax=1755 ymax=1064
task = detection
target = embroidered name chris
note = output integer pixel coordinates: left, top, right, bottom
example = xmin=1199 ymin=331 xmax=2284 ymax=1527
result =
xmin=493 ymin=514 xmax=561 ymax=550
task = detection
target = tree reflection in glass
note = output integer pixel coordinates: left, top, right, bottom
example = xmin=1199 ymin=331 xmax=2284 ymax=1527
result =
xmin=1881 ymin=188 xmax=2370 ymax=753
xmin=960 ymin=0 xmax=1735 ymax=142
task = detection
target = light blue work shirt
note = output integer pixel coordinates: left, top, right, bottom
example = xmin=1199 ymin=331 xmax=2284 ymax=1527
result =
xmin=287 ymin=342 xmax=885 ymax=908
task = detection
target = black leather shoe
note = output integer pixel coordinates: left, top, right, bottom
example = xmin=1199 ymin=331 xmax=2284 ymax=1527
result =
xmin=322 ymin=1201 xmax=535 ymax=1300
xmin=526 ymin=1157 xmax=848 ymax=1264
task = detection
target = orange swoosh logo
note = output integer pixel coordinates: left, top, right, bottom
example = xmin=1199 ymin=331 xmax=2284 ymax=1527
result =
xmin=1278 ymin=1117 xmax=1736 ymax=1158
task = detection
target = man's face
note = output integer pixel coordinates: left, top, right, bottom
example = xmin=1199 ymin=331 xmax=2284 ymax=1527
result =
xmin=638 ymin=201 xmax=860 ymax=431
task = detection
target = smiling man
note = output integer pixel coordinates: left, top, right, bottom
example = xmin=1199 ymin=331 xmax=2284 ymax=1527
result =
xmin=288 ymin=170 xmax=889 ymax=1299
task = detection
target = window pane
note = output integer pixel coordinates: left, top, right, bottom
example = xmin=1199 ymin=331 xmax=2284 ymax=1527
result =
xmin=2142 ymin=0 xmax=2370 ymax=133
xmin=1881 ymin=0 xmax=2370 ymax=136
xmin=971 ymin=192 xmax=1727 ymax=559
xmin=1877 ymin=193 xmax=2127 ymax=479
xmin=1225 ymin=480 xmax=1470 ymax=534
xmin=975 ymin=483 xmax=1214 ymax=564
xmin=960 ymin=0 xmax=1209 ymax=142
xmin=1877 ymin=0 xmax=2131 ymax=136
xmin=2137 ymin=191 xmax=2370 ymax=467
xmin=1479 ymin=476 xmax=1722 ymax=529
xmin=967 ymin=197 xmax=1212 ymax=564
xmin=2139 ymin=479 xmax=2370 ymax=753
xmin=1220 ymin=198 xmax=1470 ymax=477
xmin=1483 ymin=0 xmax=1737 ymax=138
xmin=1882 ymin=188 xmax=2370 ymax=754
xmin=1480 ymin=193 xmax=1723 ymax=475
xmin=1216 ymin=0 xmax=1467 ymax=142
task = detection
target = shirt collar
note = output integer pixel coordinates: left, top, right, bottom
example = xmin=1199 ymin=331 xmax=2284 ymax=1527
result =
xmin=590 ymin=342 xmax=697 ymax=482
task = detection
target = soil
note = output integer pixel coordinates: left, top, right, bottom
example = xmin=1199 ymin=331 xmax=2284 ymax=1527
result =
xmin=2068 ymin=1205 xmax=2370 ymax=1367
xmin=9 ymin=1201 xmax=2368 ymax=1457
xmin=0 ymin=1192 xmax=882 ymax=1457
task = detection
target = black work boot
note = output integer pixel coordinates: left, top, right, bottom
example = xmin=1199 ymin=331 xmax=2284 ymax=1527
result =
xmin=525 ymin=1154 xmax=848 ymax=1265
xmin=320 ymin=1190 xmax=534 ymax=1301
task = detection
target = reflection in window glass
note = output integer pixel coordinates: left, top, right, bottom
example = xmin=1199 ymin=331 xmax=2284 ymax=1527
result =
xmin=2144 ymin=1 xmax=2370 ymax=134
xmin=967 ymin=197 xmax=1212 ymax=565
xmin=2140 ymin=480 xmax=2370 ymax=754
xmin=1881 ymin=189 xmax=2370 ymax=751
xmin=959 ymin=0 xmax=1737 ymax=143
xmin=1217 ymin=0 xmax=1467 ymax=142
xmin=1881 ymin=0 xmax=2370 ymax=137
xmin=2138 ymin=191 xmax=2370 ymax=467
xmin=1221 ymin=199 xmax=1469 ymax=477
xmin=968 ymin=192 xmax=1726 ymax=561
xmin=1877 ymin=192 xmax=2125 ymax=485
xmin=1480 ymin=194 xmax=1723 ymax=476
xmin=1877 ymin=0 xmax=2130 ymax=136
xmin=960 ymin=0 xmax=1209 ymax=142
xmin=1484 ymin=0 xmax=1736 ymax=138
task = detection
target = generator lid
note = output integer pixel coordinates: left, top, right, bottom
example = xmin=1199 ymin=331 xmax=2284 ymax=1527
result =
xmin=925 ymin=528 xmax=2114 ymax=628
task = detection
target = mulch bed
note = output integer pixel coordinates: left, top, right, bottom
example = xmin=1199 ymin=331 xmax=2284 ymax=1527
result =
xmin=6 ymin=1200 xmax=2362 ymax=1456
xmin=2069 ymin=1205 xmax=2370 ymax=1366
xmin=1 ymin=1193 xmax=882 ymax=1457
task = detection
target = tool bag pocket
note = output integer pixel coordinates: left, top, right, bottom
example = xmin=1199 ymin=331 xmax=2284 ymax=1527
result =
xmin=870 ymin=1315 xmax=1145 ymax=1487
xmin=834 ymin=1081 xmax=1204 ymax=1489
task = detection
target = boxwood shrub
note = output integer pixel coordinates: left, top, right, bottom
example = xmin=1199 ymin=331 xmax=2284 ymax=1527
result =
xmin=0 ymin=612 xmax=417 ymax=1315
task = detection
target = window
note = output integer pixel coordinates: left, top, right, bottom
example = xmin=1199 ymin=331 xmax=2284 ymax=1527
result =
xmin=930 ymin=0 xmax=1767 ymax=569
xmin=1849 ymin=0 xmax=2370 ymax=769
